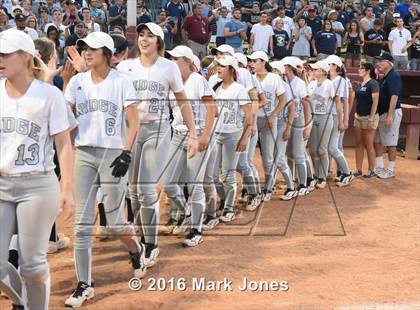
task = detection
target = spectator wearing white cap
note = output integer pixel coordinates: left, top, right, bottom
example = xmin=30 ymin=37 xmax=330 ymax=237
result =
xmin=250 ymin=11 xmax=274 ymax=56
xmin=388 ymin=16 xmax=412 ymax=69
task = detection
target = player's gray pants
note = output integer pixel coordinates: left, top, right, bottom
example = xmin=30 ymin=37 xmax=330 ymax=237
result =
xmin=257 ymin=117 xmax=278 ymax=191
xmin=0 ymin=172 xmax=59 ymax=310
xmin=162 ymin=131 xmax=213 ymax=232
xmin=328 ymin=115 xmax=350 ymax=174
xmin=237 ymin=128 xmax=259 ymax=196
xmin=287 ymin=115 xmax=307 ymax=186
xmin=129 ymin=121 xmax=171 ymax=245
xmin=74 ymin=147 xmax=139 ymax=285
xmin=214 ymin=131 xmax=242 ymax=212
xmin=274 ymin=119 xmax=294 ymax=189
xmin=309 ymin=114 xmax=334 ymax=179
xmin=203 ymin=141 xmax=221 ymax=218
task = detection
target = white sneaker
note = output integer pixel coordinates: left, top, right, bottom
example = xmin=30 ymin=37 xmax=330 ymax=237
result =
xmin=220 ymin=211 xmax=236 ymax=222
xmin=202 ymin=216 xmax=219 ymax=231
xmin=172 ymin=215 xmax=192 ymax=235
xmin=144 ymin=243 xmax=159 ymax=268
xmin=315 ymin=179 xmax=327 ymax=189
xmin=281 ymin=189 xmax=297 ymax=201
xmin=263 ymin=191 xmax=272 ymax=202
xmin=378 ymin=168 xmax=395 ymax=179
xmin=374 ymin=167 xmax=385 ymax=176
xmin=65 ymin=282 xmax=94 ymax=308
xmin=95 ymin=225 xmax=111 ymax=240
xmin=297 ymin=185 xmax=309 ymax=196
xmin=47 ymin=233 xmax=70 ymax=254
xmin=159 ymin=218 xmax=178 ymax=234
xmin=336 ymin=173 xmax=354 ymax=187
xmin=307 ymin=178 xmax=317 ymax=192
xmin=130 ymin=242 xmax=147 ymax=278
xmin=182 ymin=229 xmax=203 ymax=247
xmin=245 ymin=195 xmax=259 ymax=211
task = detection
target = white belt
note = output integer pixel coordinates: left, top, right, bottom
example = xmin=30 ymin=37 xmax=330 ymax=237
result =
xmin=0 ymin=171 xmax=50 ymax=177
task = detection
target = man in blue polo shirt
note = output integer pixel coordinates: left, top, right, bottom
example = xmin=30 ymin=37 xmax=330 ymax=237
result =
xmin=224 ymin=7 xmax=247 ymax=52
xmin=374 ymin=51 xmax=403 ymax=179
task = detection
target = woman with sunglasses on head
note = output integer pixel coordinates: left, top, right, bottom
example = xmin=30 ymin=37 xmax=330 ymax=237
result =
xmin=307 ymin=60 xmax=337 ymax=189
xmin=0 ymin=29 xmax=74 ymax=310
xmin=160 ymin=45 xmax=216 ymax=246
xmin=353 ymin=62 xmax=379 ymax=178
xmin=64 ymin=32 xmax=146 ymax=308
xmin=212 ymin=55 xmax=252 ymax=222
xmin=117 ymin=22 xmax=197 ymax=267
xmin=248 ymin=51 xmax=287 ymax=201
xmin=325 ymin=55 xmax=353 ymax=187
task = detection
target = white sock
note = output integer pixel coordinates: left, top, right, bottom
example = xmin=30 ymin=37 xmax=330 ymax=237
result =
xmin=387 ymin=161 xmax=395 ymax=172
xmin=375 ymin=157 xmax=384 ymax=169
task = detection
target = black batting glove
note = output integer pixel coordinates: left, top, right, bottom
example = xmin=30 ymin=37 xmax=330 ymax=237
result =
xmin=110 ymin=150 xmax=131 ymax=178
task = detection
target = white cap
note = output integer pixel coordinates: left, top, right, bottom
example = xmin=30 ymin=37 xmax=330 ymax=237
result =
xmin=270 ymin=61 xmax=285 ymax=74
xmin=77 ymin=32 xmax=115 ymax=53
xmin=234 ymin=52 xmax=247 ymax=67
xmin=192 ymin=55 xmax=201 ymax=71
xmin=248 ymin=51 xmax=269 ymax=63
xmin=215 ymin=55 xmax=239 ymax=71
xmin=166 ymin=45 xmax=195 ymax=62
xmin=290 ymin=56 xmax=306 ymax=67
xmin=309 ymin=60 xmax=330 ymax=72
xmin=211 ymin=44 xmax=235 ymax=56
xmin=328 ymin=9 xmax=337 ymax=17
xmin=12 ymin=5 xmax=23 ymax=16
xmin=325 ymin=54 xmax=343 ymax=67
xmin=281 ymin=56 xmax=301 ymax=69
xmin=136 ymin=22 xmax=164 ymax=41
xmin=0 ymin=29 xmax=36 ymax=56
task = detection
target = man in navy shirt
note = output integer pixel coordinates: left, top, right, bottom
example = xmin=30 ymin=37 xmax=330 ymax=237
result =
xmin=164 ymin=0 xmax=186 ymax=46
xmin=374 ymin=51 xmax=403 ymax=179
xmin=396 ymin=0 xmax=411 ymax=18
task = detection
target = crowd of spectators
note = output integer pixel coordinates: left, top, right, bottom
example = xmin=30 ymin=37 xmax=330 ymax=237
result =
xmin=0 ymin=0 xmax=419 ymax=70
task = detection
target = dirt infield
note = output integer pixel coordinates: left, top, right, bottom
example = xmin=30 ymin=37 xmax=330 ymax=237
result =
xmin=1 ymin=148 xmax=419 ymax=310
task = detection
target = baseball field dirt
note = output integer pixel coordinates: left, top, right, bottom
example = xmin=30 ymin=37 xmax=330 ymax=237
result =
xmin=1 ymin=148 xmax=419 ymax=310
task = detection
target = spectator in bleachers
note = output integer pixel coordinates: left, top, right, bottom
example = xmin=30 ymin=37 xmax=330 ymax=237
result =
xmin=364 ymin=18 xmax=386 ymax=65
xmin=283 ymin=0 xmax=295 ymax=18
xmin=320 ymin=0 xmax=334 ymax=19
xmin=87 ymin=0 xmax=105 ymax=31
xmin=343 ymin=0 xmax=360 ymax=20
xmin=62 ymin=0 xmax=80 ymax=27
xmin=396 ymin=0 xmax=411 ymax=18
xmin=313 ymin=19 xmax=337 ymax=60
xmin=157 ymin=8 xmax=177 ymax=50
xmin=360 ymin=6 xmax=376 ymax=33
xmin=220 ymin=0 xmax=234 ymax=13
xmin=388 ymin=16 xmax=412 ymax=69
xmin=335 ymin=2 xmax=350 ymax=30
xmin=26 ymin=14 xmax=41 ymax=37
xmin=371 ymin=0 xmax=384 ymax=19
xmin=14 ymin=13 xmax=38 ymax=39
xmin=65 ymin=20 xmax=86 ymax=46
xmin=383 ymin=0 xmax=397 ymax=26
xmin=208 ymin=0 xmax=221 ymax=38
xmin=410 ymin=21 xmax=420 ymax=70
xmin=344 ymin=20 xmax=364 ymax=68
xmin=384 ymin=12 xmax=400 ymax=39
xmin=303 ymin=5 xmax=322 ymax=38
xmin=272 ymin=18 xmax=290 ymax=60
xmin=164 ymin=0 xmax=187 ymax=46
xmin=214 ymin=5 xmax=230 ymax=46
xmin=291 ymin=16 xmax=312 ymax=60
xmin=44 ymin=9 xmax=66 ymax=34
xmin=46 ymin=24 xmax=65 ymax=62
xmin=108 ymin=0 xmax=126 ymax=31
xmin=250 ymin=11 xmax=273 ymax=55
xmin=21 ymin=0 xmax=34 ymax=17
xmin=403 ymin=2 xmax=418 ymax=31
xmin=261 ymin=0 xmax=278 ymax=19
xmin=245 ymin=1 xmax=261 ymax=40
xmin=272 ymin=6 xmax=294 ymax=38
xmin=328 ymin=9 xmax=345 ymax=55
xmin=45 ymin=0 xmax=61 ymax=17
xmin=224 ymin=7 xmax=247 ymax=52
xmin=0 ymin=8 xmax=9 ymax=31
xmin=37 ymin=5 xmax=51 ymax=32
xmin=200 ymin=0 xmax=212 ymax=18
xmin=239 ymin=0 xmax=253 ymax=24
xmin=182 ymin=2 xmax=210 ymax=59
xmin=81 ymin=6 xmax=100 ymax=32
xmin=136 ymin=1 xmax=152 ymax=25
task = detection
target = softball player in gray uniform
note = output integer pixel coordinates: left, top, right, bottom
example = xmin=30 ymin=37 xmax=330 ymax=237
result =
xmin=325 ymin=55 xmax=353 ymax=187
xmin=307 ymin=60 xmax=338 ymax=188
xmin=212 ymin=55 xmax=253 ymax=222
xmin=161 ymin=45 xmax=216 ymax=246
xmin=0 ymin=29 xmax=75 ymax=310
xmin=248 ymin=51 xmax=286 ymax=201
xmin=281 ymin=58 xmax=312 ymax=196
xmin=64 ymin=32 xmax=146 ymax=308
xmin=117 ymin=23 xmax=197 ymax=266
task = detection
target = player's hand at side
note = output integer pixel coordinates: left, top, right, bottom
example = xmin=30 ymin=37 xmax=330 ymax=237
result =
xmin=60 ymin=190 xmax=75 ymax=221
xmin=282 ymin=127 xmax=291 ymax=141
xmin=236 ymin=136 xmax=248 ymax=152
xmin=250 ymin=124 xmax=257 ymax=137
xmin=265 ymin=114 xmax=276 ymax=129
xmin=198 ymin=133 xmax=210 ymax=152
xmin=187 ymin=136 xmax=198 ymax=158
xmin=110 ymin=150 xmax=131 ymax=178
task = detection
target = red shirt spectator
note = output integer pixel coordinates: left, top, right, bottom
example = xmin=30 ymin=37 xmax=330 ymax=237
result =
xmin=182 ymin=3 xmax=210 ymax=44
